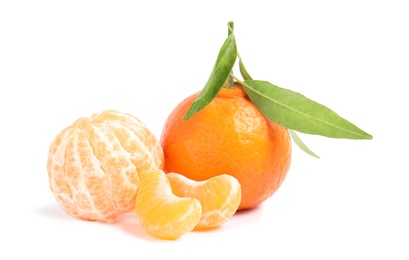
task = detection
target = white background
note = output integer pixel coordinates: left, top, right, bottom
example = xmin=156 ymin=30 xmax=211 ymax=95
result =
xmin=1 ymin=0 xmax=408 ymax=259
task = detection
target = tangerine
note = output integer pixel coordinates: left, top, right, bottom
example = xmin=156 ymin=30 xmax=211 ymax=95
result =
xmin=161 ymin=83 xmax=292 ymax=210
xmin=47 ymin=110 xmax=164 ymax=222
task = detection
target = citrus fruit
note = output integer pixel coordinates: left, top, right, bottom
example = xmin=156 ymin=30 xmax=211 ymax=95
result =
xmin=161 ymin=83 xmax=292 ymax=210
xmin=47 ymin=110 xmax=164 ymax=222
xmin=167 ymin=172 xmax=241 ymax=229
xmin=134 ymin=169 xmax=201 ymax=240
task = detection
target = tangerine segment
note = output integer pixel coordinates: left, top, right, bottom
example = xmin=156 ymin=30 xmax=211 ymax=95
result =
xmin=47 ymin=110 xmax=164 ymax=222
xmin=90 ymin=110 xmax=164 ymax=175
xmin=135 ymin=169 xmax=201 ymax=240
xmin=167 ymin=173 xmax=241 ymax=229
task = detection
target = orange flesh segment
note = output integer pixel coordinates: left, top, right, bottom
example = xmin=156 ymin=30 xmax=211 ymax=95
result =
xmin=134 ymin=169 xmax=201 ymax=240
xmin=167 ymin=173 xmax=241 ymax=229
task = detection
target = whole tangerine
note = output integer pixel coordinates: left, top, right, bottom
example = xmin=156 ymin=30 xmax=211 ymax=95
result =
xmin=160 ymin=83 xmax=292 ymax=210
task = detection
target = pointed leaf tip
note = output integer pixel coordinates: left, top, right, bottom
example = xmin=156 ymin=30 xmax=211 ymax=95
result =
xmin=184 ymin=33 xmax=237 ymax=120
xmin=239 ymin=59 xmax=253 ymax=81
xmin=242 ymin=80 xmax=373 ymax=140
xmin=288 ymin=129 xmax=320 ymax=158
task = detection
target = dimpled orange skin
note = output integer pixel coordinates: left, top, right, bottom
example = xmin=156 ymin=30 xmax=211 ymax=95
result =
xmin=161 ymin=84 xmax=292 ymax=210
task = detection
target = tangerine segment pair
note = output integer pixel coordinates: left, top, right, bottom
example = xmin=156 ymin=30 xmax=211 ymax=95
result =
xmin=134 ymin=170 xmax=241 ymax=240
xmin=167 ymin=172 xmax=241 ymax=229
xmin=47 ymin=110 xmax=164 ymax=222
xmin=135 ymin=170 xmax=201 ymax=240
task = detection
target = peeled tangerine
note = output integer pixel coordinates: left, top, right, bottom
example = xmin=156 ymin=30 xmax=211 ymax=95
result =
xmin=134 ymin=169 xmax=241 ymax=240
xmin=47 ymin=110 xmax=164 ymax=222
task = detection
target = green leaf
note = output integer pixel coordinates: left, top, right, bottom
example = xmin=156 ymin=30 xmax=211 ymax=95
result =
xmin=239 ymin=58 xmax=253 ymax=80
xmin=183 ymin=34 xmax=237 ymax=120
xmin=288 ymin=129 xmax=320 ymax=158
xmin=242 ymin=80 xmax=373 ymax=139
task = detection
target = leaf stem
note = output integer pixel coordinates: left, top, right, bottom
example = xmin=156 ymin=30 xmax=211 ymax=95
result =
xmin=228 ymin=21 xmax=234 ymax=36
xmin=231 ymin=74 xmax=244 ymax=85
